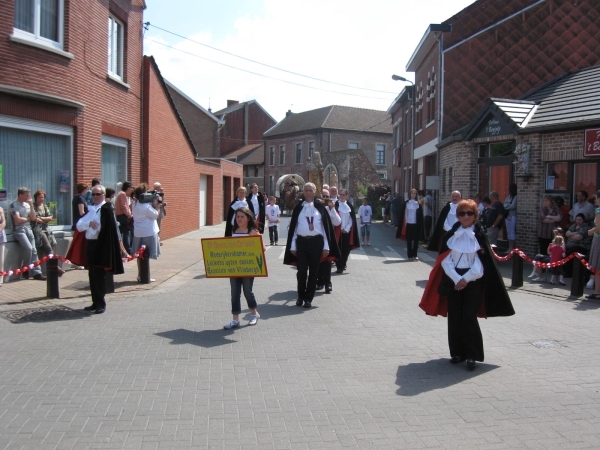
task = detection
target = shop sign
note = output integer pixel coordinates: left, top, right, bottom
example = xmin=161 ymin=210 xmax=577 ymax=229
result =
xmin=584 ymin=128 xmax=600 ymax=157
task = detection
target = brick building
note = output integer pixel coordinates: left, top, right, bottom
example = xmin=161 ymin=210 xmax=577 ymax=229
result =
xmin=389 ymin=0 xmax=600 ymax=215
xmin=263 ymin=106 xmax=392 ymax=198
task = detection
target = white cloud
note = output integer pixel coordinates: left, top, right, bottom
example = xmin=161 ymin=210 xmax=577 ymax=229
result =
xmin=144 ymin=0 xmax=475 ymax=121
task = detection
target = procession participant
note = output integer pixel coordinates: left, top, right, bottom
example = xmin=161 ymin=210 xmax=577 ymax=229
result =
xmin=76 ymin=185 xmax=123 ymax=314
xmin=316 ymin=189 xmax=341 ymax=293
xmin=223 ymin=207 xmax=264 ymax=329
xmin=427 ymin=190 xmax=462 ymax=252
xmin=284 ymin=183 xmax=340 ymax=308
xmin=329 ymin=186 xmax=339 ymax=203
xmin=225 ymin=187 xmax=249 ymax=237
xmin=420 ymin=199 xmax=515 ymax=369
xmin=335 ymin=189 xmax=359 ymax=273
xmin=396 ymin=188 xmax=424 ymax=260
xmin=246 ymin=183 xmax=266 ymax=234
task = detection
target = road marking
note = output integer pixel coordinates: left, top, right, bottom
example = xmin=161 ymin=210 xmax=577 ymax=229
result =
xmin=382 ymin=251 xmax=406 ymax=261
xmin=350 ymin=248 xmax=369 ymax=260
xmin=279 ymin=249 xmax=286 ymax=259
xmin=417 ymin=253 xmax=435 ymax=262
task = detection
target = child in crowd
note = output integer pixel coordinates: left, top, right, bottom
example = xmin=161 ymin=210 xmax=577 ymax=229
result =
xmin=548 ymin=234 xmax=566 ymax=285
xmin=224 ymin=207 xmax=264 ymax=329
xmin=530 ymin=227 xmax=563 ymax=282
xmin=358 ymin=198 xmax=372 ymax=246
xmin=265 ymin=196 xmax=281 ymax=246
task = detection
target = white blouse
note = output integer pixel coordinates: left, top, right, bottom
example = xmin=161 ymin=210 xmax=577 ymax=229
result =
xmin=406 ymin=199 xmax=419 ymax=224
xmin=441 ymin=225 xmax=484 ymax=284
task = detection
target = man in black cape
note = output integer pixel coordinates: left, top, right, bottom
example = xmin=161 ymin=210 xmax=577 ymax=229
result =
xmin=76 ymin=185 xmax=124 ymax=314
xmin=284 ymin=183 xmax=340 ymax=308
xmin=246 ymin=183 xmax=266 ymax=234
xmin=427 ymin=190 xmax=462 ymax=252
xmin=225 ymin=187 xmax=249 ymax=237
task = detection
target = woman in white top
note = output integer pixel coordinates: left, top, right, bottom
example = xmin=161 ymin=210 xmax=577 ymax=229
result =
xmin=396 ymin=188 xmax=424 ymax=260
xmin=132 ymin=184 xmax=160 ymax=282
xmin=224 ymin=207 xmax=264 ymax=329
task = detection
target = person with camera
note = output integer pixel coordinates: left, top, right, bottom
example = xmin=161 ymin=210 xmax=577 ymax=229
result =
xmin=153 ymin=182 xmax=167 ymax=243
xmin=132 ymin=183 xmax=160 ymax=282
xmin=115 ymin=181 xmax=134 ymax=255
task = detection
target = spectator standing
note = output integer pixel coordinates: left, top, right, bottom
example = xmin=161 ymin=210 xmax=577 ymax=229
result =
xmin=85 ymin=178 xmax=101 ymax=206
xmin=10 ymin=188 xmax=45 ymax=280
xmin=265 ymin=196 xmax=281 ymax=245
xmin=563 ymin=213 xmax=592 ymax=277
xmin=530 ymin=227 xmax=563 ymax=282
xmin=548 ymin=235 xmax=566 ymax=285
xmin=585 ymin=191 xmax=600 ymax=299
xmin=32 ymin=190 xmax=64 ymax=276
xmin=570 ymin=190 xmax=595 ymax=223
xmin=503 ymin=184 xmax=518 ymax=252
xmin=115 ymin=181 xmax=134 ymax=255
xmin=153 ymin=182 xmax=167 ymax=242
xmin=555 ymin=196 xmax=570 ymax=230
xmin=131 ymin=184 xmax=160 ymax=283
xmin=357 ymin=197 xmax=372 ymax=246
xmin=72 ymin=183 xmax=88 ymax=231
xmin=486 ymin=191 xmax=505 ymax=246
xmin=105 ymin=188 xmax=130 ymax=259
xmin=423 ymin=190 xmax=433 ymax=242
xmin=0 ymin=206 xmax=6 ymax=285
xmin=538 ymin=195 xmax=561 ymax=255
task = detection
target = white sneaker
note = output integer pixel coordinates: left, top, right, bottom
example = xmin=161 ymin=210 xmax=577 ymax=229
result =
xmin=223 ymin=320 xmax=239 ymax=330
xmin=586 ymin=279 xmax=595 ymax=289
xmin=527 ymin=272 xmax=537 ymax=278
xmin=248 ymin=313 xmax=260 ymax=326
xmin=531 ymin=276 xmax=543 ymax=282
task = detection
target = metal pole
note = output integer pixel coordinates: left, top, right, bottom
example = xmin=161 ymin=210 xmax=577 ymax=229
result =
xmin=571 ymin=256 xmax=585 ymax=297
xmin=46 ymin=258 xmax=60 ymax=299
xmin=511 ymin=252 xmax=523 ymax=288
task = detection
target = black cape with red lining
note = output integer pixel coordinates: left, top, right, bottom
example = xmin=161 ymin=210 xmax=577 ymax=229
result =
xmin=419 ymin=221 xmax=515 ymax=318
xmin=426 ymin=201 xmax=451 ymax=252
xmin=334 ymin=200 xmax=360 ymax=251
xmin=90 ymin=202 xmax=124 ymax=274
xmin=283 ymin=199 xmax=341 ymax=266
xmin=395 ymin=199 xmax=424 ymax=240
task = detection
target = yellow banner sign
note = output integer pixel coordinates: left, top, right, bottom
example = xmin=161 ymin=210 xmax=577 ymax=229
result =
xmin=201 ymin=235 xmax=268 ymax=278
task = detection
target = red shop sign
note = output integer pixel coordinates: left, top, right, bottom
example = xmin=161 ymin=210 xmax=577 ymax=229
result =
xmin=584 ymin=128 xmax=600 ymax=157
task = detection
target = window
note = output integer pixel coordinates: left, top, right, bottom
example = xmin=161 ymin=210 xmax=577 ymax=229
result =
xmin=101 ymin=135 xmax=127 ymax=192
xmin=348 ymin=142 xmax=359 ymax=150
xmin=279 ymin=145 xmax=285 ymax=165
xmin=254 ymin=166 xmax=259 ymax=177
xmin=377 ymin=171 xmax=387 ymax=180
xmin=308 ymin=141 xmax=315 ymax=158
xmin=108 ymin=16 xmax=124 ymax=79
xmin=546 ymin=162 xmax=569 ymax=191
xmin=426 ymin=68 xmax=436 ymax=124
xmin=295 ymin=143 xmax=302 ymax=164
xmin=269 ymin=146 xmax=275 ymax=166
xmin=13 ymin=0 xmax=64 ymax=49
xmin=0 ymin=117 xmax=72 ymax=232
xmin=269 ymin=176 xmax=274 ymax=196
xmin=573 ymin=163 xmax=597 ymax=197
xmin=376 ymin=144 xmax=385 ymax=165
xmin=479 ymin=142 xmax=513 ymax=158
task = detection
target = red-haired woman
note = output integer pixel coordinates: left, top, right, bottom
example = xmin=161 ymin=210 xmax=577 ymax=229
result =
xmin=420 ymin=199 xmax=515 ymax=370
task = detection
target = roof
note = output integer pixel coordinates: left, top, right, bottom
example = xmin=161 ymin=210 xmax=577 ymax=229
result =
xmin=214 ymin=100 xmax=277 ymax=124
xmin=264 ymin=105 xmax=392 ymax=138
xmin=223 ymin=143 xmax=263 ymax=159
xmin=164 ymin=80 xmax=224 ymax=125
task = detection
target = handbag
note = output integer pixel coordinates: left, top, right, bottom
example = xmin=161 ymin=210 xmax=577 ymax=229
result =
xmin=437 ymin=254 xmax=463 ymax=297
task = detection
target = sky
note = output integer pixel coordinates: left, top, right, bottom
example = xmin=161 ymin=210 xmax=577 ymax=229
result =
xmin=143 ymin=0 xmax=476 ymax=122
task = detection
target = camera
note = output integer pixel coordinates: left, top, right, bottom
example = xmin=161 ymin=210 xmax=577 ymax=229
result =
xmin=139 ymin=190 xmax=164 ymax=204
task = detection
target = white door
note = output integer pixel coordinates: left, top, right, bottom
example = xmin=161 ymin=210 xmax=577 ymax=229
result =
xmin=199 ymin=175 xmax=207 ymax=227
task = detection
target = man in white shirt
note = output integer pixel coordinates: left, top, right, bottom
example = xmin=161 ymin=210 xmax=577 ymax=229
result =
xmin=77 ymin=185 xmax=124 ymax=314
xmin=246 ymin=183 xmax=266 ymax=234
xmin=316 ymin=189 xmax=341 ymax=293
xmin=570 ymin=190 xmax=595 ymax=223
xmin=284 ymin=183 xmax=340 ymax=308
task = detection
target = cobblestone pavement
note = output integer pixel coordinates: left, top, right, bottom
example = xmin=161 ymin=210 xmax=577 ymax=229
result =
xmin=1 ymin=219 xmax=599 ymax=449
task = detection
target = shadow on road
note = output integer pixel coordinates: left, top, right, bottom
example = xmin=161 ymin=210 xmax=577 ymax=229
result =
xmin=155 ymin=328 xmax=237 ymax=347
xmin=395 ymin=358 xmax=499 ymax=396
xmin=0 ymin=305 xmax=88 ymax=324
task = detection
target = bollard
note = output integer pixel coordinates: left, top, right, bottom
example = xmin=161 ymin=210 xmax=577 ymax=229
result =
xmin=139 ymin=253 xmax=151 ymax=284
xmin=571 ymin=256 xmax=585 ymax=297
xmin=46 ymin=258 xmax=60 ymax=299
xmin=105 ymin=272 xmax=115 ymax=294
xmin=511 ymin=253 xmax=523 ymax=288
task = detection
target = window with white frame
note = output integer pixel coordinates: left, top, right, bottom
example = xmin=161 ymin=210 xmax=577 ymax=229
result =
xmin=108 ymin=16 xmax=124 ymax=79
xmin=376 ymin=144 xmax=386 ymax=165
xmin=269 ymin=146 xmax=275 ymax=166
xmin=101 ymin=135 xmax=128 ymax=192
xmin=295 ymin=143 xmax=302 ymax=164
xmin=377 ymin=171 xmax=387 ymax=180
xmin=279 ymin=145 xmax=285 ymax=165
xmin=308 ymin=141 xmax=315 ymax=158
xmin=0 ymin=115 xmax=72 ymax=232
xmin=269 ymin=176 xmax=274 ymax=196
xmin=348 ymin=141 xmax=359 ymax=150
xmin=13 ymin=0 xmax=64 ymax=49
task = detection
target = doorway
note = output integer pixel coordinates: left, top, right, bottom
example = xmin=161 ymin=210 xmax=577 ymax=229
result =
xmin=199 ymin=175 xmax=207 ymax=227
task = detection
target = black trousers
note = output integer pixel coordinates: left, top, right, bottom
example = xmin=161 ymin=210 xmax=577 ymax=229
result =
xmin=447 ymin=276 xmax=484 ymax=362
xmin=296 ymin=235 xmax=324 ymax=301
xmin=317 ymin=260 xmax=332 ymax=286
xmin=336 ymin=232 xmax=351 ymax=271
xmin=87 ymin=240 xmax=106 ymax=309
xmin=424 ymin=215 xmax=432 ymax=240
xmin=406 ymin=223 xmax=420 ymax=258
xmin=268 ymin=226 xmax=279 ymax=243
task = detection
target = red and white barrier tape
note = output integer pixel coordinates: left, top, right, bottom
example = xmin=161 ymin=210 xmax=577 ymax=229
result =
xmin=491 ymin=248 xmax=596 ymax=274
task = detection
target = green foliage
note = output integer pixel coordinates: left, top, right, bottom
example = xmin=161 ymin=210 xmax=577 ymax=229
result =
xmin=366 ymin=182 xmax=391 ymax=220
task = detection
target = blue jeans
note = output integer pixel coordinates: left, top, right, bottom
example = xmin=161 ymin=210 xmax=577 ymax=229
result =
xmin=230 ymin=277 xmax=258 ymax=314
xmin=13 ymin=228 xmax=42 ymax=276
xmin=360 ymin=223 xmax=371 ymax=237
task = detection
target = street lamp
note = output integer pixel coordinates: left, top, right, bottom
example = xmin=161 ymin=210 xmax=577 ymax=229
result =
xmin=392 ymin=74 xmax=415 ymax=193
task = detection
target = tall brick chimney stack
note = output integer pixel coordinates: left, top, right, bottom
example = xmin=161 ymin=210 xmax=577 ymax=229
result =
xmin=227 ymin=100 xmax=239 ymax=107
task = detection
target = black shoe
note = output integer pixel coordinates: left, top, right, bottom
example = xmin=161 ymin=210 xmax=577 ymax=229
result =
xmin=22 ymin=271 xmax=30 ymax=280
xmin=450 ymin=356 xmax=465 ymax=364
xmin=83 ymin=305 xmax=97 ymax=311
xmin=336 ymin=269 xmax=343 ymax=274
xmin=466 ymin=359 xmax=476 ymax=369
xmin=303 ymin=301 xmax=312 ymax=308
xmin=94 ymin=308 xmax=106 ymax=314
xmin=33 ymin=274 xmax=47 ymax=281
xmin=296 ymin=299 xmax=304 ymax=307
xmin=325 ymin=283 xmax=332 ymax=293
xmin=315 ymin=284 xmax=324 ymax=291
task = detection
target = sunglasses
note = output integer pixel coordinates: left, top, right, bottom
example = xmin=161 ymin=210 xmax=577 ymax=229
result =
xmin=92 ymin=193 xmax=104 ymax=196
xmin=458 ymin=210 xmax=475 ymax=217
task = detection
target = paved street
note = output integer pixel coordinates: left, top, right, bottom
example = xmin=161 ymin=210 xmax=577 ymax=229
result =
xmin=1 ymin=218 xmax=600 ymax=449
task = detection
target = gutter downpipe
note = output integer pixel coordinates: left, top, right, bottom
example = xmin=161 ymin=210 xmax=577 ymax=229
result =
xmin=435 ymin=31 xmax=444 ymax=226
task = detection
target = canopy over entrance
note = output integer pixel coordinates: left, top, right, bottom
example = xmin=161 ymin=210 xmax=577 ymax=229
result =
xmin=275 ymin=174 xmax=305 ymax=197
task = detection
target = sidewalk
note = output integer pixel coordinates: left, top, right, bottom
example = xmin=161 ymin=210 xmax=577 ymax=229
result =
xmin=0 ymin=224 xmax=225 ymax=312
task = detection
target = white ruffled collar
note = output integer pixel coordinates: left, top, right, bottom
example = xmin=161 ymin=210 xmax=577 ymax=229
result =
xmin=231 ymin=199 xmax=248 ymax=210
xmin=337 ymin=201 xmax=351 ymax=213
xmin=447 ymin=225 xmax=480 ymax=253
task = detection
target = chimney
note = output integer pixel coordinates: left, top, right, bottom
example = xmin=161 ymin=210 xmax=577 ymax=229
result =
xmin=227 ymin=100 xmax=239 ymax=107
xmin=286 ymin=109 xmax=293 ymax=118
